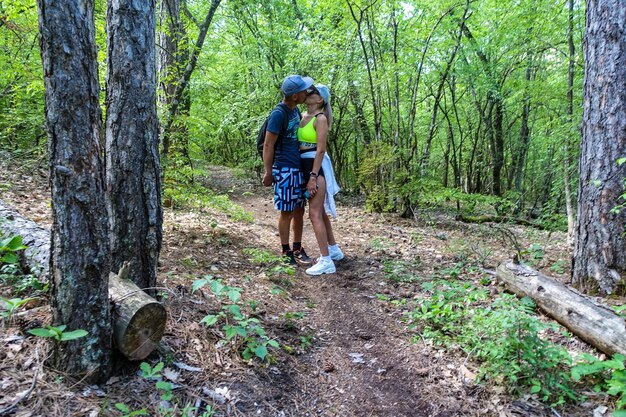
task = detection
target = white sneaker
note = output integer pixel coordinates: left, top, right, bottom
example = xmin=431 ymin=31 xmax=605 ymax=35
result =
xmin=306 ymin=257 xmax=336 ymax=276
xmin=329 ymin=245 xmax=344 ymax=261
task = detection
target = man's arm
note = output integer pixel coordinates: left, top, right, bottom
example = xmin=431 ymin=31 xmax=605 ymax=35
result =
xmin=262 ymin=130 xmax=278 ymax=187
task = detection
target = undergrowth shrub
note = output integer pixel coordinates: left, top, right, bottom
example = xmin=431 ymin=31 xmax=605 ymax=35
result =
xmin=407 ymin=280 xmax=577 ymax=405
xmin=192 ymin=276 xmax=280 ymax=362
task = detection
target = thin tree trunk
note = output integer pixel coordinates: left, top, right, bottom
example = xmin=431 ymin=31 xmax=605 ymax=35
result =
xmin=420 ymin=1 xmax=468 ymax=177
xmin=346 ymin=0 xmax=381 ymax=141
xmin=37 ymin=0 xmax=111 ymax=381
xmin=564 ymin=0 xmax=576 ymax=246
xmin=161 ymin=0 xmax=221 ymax=162
xmin=106 ymin=0 xmax=162 ymax=295
xmin=572 ymin=0 xmax=626 ymax=295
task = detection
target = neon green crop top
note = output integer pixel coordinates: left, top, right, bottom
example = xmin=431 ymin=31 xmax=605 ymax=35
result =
xmin=297 ymin=117 xmax=317 ymax=144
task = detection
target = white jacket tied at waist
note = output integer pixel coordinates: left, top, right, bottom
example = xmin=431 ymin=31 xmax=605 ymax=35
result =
xmin=300 ymin=151 xmax=340 ymax=218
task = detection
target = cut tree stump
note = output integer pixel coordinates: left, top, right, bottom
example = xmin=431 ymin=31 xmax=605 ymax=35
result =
xmin=0 ymin=199 xmax=166 ymax=360
xmin=109 ymin=268 xmax=167 ymax=360
xmin=496 ymin=260 xmax=626 ymax=356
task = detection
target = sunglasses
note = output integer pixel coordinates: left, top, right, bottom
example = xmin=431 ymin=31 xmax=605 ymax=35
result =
xmin=306 ymin=87 xmax=319 ymax=95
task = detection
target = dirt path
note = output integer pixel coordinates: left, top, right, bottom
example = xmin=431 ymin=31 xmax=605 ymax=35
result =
xmin=195 ymin=167 xmax=508 ymax=416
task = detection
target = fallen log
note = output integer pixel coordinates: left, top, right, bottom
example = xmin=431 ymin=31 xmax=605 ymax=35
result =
xmin=0 ymin=199 xmax=50 ymax=277
xmin=0 ymin=199 xmax=166 ymax=360
xmin=496 ymin=260 xmax=626 ymax=356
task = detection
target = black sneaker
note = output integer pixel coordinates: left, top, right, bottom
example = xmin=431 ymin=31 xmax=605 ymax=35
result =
xmin=294 ymin=247 xmax=313 ymax=265
xmin=282 ymin=250 xmax=297 ymax=265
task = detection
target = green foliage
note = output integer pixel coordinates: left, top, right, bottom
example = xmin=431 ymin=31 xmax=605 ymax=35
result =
xmin=130 ymin=361 xmax=215 ymax=417
xmin=192 ymin=276 xmax=280 ymax=362
xmin=0 ymin=235 xmax=26 ymax=265
xmin=523 ymin=243 xmax=545 ymax=265
xmin=242 ymin=248 xmax=295 ymax=277
xmin=0 ymin=296 xmax=34 ymax=321
xmin=549 ymin=260 xmax=567 ymax=274
xmin=357 ymin=142 xmax=399 ymax=212
xmin=571 ymin=354 xmax=626 ymax=411
xmin=0 ymin=234 xmax=47 ymax=295
xmin=27 ymin=325 xmax=88 ymax=342
xmin=369 ymin=236 xmax=393 ymax=252
xmin=283 ymin=311 xmax=305 ymax=330
xmin=114 ymin=403 xmax=148 ymax=417
xmin=163 ymin=166 xmax=253 ymax=222
xmin=382 ymin=259 xmax=422 ymax=283
xmin=406 ymin=280 xmax=578 ymax=405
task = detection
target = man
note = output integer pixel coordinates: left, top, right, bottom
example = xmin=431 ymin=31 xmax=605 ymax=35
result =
xmin=262 ymin=75 xmax=313 ymax=265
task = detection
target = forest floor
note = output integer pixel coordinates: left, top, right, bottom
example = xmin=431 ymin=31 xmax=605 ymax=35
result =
xmin=0 ymin=159 xmax=611 ymax=417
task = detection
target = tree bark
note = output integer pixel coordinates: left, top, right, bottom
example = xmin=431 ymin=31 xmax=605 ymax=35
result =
xmin=497 ymin=261 xmax=626 ymax=356
xmin=106 ymin=0 xmax=163 ymax=295
xmin=36 ymin=0 xmax=111 ymax=381
xmin=572 ymin=0 xmax=626 ymax=295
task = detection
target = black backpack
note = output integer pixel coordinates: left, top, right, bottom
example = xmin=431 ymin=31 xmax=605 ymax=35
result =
xmin=256 ymin=104 xmax=289 ymax=160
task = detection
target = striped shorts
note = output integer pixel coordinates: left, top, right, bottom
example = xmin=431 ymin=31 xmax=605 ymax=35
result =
xmin=272 ymin=167 xmax=305 ymax=212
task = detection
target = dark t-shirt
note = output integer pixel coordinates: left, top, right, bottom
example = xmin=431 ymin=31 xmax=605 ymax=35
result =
xmin=267 ymin=103 xmax=301 ymax=169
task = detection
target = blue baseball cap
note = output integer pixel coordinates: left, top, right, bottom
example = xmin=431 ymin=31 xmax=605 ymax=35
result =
xmin=315 ymin=84 xmax=330 ymax=105
xmin=281 ymin=75 xmax=314 ymax=96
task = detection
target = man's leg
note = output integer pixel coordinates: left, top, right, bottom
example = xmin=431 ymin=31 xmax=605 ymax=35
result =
xmin=292 ymin=206 xmax=304 ymax=244
xmin=279 ymin=210 xmax=294 ymax=247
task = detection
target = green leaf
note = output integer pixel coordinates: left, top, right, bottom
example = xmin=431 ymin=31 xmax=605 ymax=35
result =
xmin=153 ymin=362 xmax=164 ymax=373
xmin=612 ymin=411 xmax=626 ymax=417
xmin=224 ymin=326 xmax=238 ymax=339
xmin=201 ymin=314 xmax=219 ymax=326
xmin=235 ymin=326 xmax=247 ymax=337
xmin=28 ymin=328 xmax=55 ymax=338
xmin=267 ymin=339 xmax=280 ymax=348
xmin=59 ymin=329 xmax=88 ymax=341
xmin=1 ymin=253 xmax=19 ymax=265
xmin=227 ymin=289 xmax=241 ymax=303
xmin=0 ymin=236 xmax=26 ymax=251
xmin=156 ymin=381 xmax=171 ymax=390
xmin=210 ymin=280 xmax=224 ymax=295
xmin=192 ymin=278 xmax=209 ymax=293
xmin=115 ymin=403 xmax=130 ymax=413
xmin=226 ymin=304 xmax=242 ymax=319
xmin=255 ymin=344 xmax=268 ymax=360
xmin=617 ymin=157 xmax=626 ymax=166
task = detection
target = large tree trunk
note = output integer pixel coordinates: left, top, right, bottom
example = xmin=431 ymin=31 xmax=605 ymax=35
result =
xmin=106 ymin=0 xmax=163 ymax=296
xmin=36 ymin=0 xmax=111 ymax=381
xmin=572 ymin=0 xmax=626 ymax=295
xmin=497 ymin=261 xmax=626 ymax=356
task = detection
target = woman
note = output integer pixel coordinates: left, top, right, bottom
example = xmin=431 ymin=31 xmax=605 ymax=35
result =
xmin=298 ymin=84 xmax=344 ymax=275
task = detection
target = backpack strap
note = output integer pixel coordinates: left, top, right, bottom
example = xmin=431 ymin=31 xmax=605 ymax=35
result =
xmin=314 ymin=112 xmax=325 ymax=118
